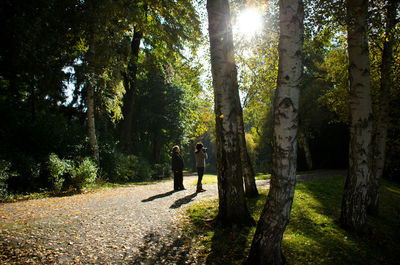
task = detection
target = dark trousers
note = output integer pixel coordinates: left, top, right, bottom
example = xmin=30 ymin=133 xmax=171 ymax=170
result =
xmin=174 ymin=170 xmax=184 ymax=190
xmin=196 ymin=167 xmax=204 ymax=191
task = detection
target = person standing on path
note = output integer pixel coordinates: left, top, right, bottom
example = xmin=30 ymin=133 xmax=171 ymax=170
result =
xmin=195 ymin=142 xmax=208 ymax=192
xmin=172 ymin=145 xmax=185 ymax=191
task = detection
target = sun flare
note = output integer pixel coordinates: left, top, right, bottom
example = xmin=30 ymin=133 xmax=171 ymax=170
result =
xmin=236 ymin=8 xmax=263 ymax=38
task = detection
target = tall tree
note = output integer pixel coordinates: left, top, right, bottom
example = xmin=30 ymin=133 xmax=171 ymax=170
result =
xmin=120 ymin=28 xmax=143 ymax=153
xmin=207 ymin=0 xmax=254 ymax=226
xmin=119 ymin=0 xmax=201 ymax=153
xmin=77 ymin=0 xmax=130 ymax=163
xmin=245 ymin=0 xmax=304 ymax=263
xmin=340 ymin=0 xmax=373 ymax=233
xmin=368 ymin=0 xmax=399 ymax=215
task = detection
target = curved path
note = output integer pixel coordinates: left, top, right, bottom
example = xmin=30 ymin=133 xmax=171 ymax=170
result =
xmin=0 ymin=170 xmax=344 ymax=264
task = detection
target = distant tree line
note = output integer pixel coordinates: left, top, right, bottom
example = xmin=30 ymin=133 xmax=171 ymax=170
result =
xmin=0 ymin=0 xmax=203 ymax=195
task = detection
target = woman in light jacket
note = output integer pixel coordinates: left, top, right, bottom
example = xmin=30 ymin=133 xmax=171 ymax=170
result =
xmin=194 ymin=142 xmax=208 ymax=192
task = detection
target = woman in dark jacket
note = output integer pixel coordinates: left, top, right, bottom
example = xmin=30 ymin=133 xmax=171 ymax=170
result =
xmin=172 ymin=145 xmax=185 ymax=191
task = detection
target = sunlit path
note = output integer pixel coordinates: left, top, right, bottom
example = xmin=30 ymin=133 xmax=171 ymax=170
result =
xmin=0 ymin=171 xmax=345 ymax=264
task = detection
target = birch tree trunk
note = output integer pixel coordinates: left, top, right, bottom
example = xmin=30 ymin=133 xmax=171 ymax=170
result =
xmin=340 ymin=0 xmax=373 ymax=234
xmin=207 ymin=0 xmax=254 ymax=226
xmin=245 ymin=0 xmax=303 ymax=263
xmin=368 ymin=0 xmax=398 ymax=215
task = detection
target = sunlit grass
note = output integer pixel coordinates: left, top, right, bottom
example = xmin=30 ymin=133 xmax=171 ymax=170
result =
xmin=179 ymin=175 xmax=400 ymax=264
xmin=189 ymin=174 xmax=218 ymax=185
xmin=255 ymin=173 xmax=271 ymax=180
xmin=188 ymin=173 xmax=271 ymax=186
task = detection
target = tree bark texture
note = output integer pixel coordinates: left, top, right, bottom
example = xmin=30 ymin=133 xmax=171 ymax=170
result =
xmin=207 ymin=0 xmax=254 ymax=226
xmin=299 ymin=129 xmax=312 ymax=170
xmin=87 ymin=81 xmax=100 ymax=164
xmin=245 ymin=0 xmax=303 ymax=264
xmin=238 ymin=106 xmax=259 ymax=197
xmin=86 ymin=11 xmax=100 ymax=164
xmin=340 ymin=0 xmax=373 ymax=234
xmin=368 ymin=0 xmax=398 ymax=215
xmin=120 ymin=29 xmax=143 ymax=153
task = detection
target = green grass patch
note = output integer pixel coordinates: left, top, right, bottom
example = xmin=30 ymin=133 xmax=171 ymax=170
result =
xmin=189 ymin=174 xmax=218 ymax=185
xmin=188 ymin=173 xmax=271 ymax=185
xmin=179 ymin=175 xmax=400 ymax=264
xmin=255 ymin=173 xmax=271 ymax=180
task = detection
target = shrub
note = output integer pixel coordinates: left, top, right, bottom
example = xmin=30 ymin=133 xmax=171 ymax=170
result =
xmin=70 ymin=158 xmax=98 ymax=191
xmin=135 ymin=158 xmax=153 ymax=180
xmin=152 ymin=163 xmax=172 ymax=179
xmin=48 ymin=153 xmax=72 ymax=192
xmin=115 ymin=154 xmax=138 ymax=182
xmin=0 ymin=160 xmax=16 ymax=198
xmin=47 ymin=154 xmax=98 ymax=192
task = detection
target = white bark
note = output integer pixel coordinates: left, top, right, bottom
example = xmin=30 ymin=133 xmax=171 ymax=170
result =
xmin=245 ymin=0 xmax=303 ymax=264
xmin=207 ymin=0 xmax=253 ymax=226
xmin=368 ymin=0 xmax=398 ymax=215
xmin=340 ymin=0 xmax=373 ymax=233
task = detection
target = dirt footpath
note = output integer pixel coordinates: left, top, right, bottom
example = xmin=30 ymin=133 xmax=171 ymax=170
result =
xmin=0 ymin=170 xmax=344 ymax=264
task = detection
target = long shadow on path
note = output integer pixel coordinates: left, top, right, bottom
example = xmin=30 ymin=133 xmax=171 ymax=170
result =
xmin=170 ymin=192 xmax=198 ymax=209
xmin=141 ymin=190 xmax=176 ymax=202
xmin=130 ymin=231 xmax=193 ymax=265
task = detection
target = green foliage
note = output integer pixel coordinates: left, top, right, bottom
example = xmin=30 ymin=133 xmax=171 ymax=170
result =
xmin=47 ymin=154 xmax=97 ymax=192
xmin=179 ymin=175 xmax=400 ymax=264
xmin=112 ymin=154 xmax=171 ymax=183
xmin=48 ymin=154 xmax=72 ymax=192
xmin=114 ymin=154 xmax=140 ymax=182
xmin=152 ymin=163 xmax=172 ymax=180
xmin=0 ymin=160 xmax=16 ymax=198
xmin=70 ymin=157 xmax=98 ymax=191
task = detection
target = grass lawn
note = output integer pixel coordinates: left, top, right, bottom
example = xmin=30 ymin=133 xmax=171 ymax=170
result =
xmin=189 ymin=173 xmax=271 ymax=185
xmin=179 ymin=175 xmax=400 ymax=264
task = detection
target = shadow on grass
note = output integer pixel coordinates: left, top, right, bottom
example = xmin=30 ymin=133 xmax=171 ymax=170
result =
xmin=201 ymin=195 xmax=264 ymax=264
xmin=183 ymin=175 xmax=400 ymax=264
xmin=284 ymin=175 xmax=400 ymax=265
xmin=141 ymin=190 xmax=176 ymax=202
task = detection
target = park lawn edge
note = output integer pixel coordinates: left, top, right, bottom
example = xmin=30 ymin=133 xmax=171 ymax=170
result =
xmin=177 ymin=175 xmax=400 ymax=265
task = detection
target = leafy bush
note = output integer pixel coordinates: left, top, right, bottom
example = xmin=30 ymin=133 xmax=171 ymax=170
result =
xmin=0 ymin=160 xmax=16 ymax=198
xmin=152 ymin=163 xmax=172 ymax=179
xmin=48 ymin=153 xmax=72 ymax=192
xmin=135 ymin=158 xmax=153 ymax=180
xmin=47 ymin=154 xmax=98 ymax=192
xmin=114 ymin=154 xmax=138 ymax=182
xmin=70 ymin=158 xmax=98 ymax=191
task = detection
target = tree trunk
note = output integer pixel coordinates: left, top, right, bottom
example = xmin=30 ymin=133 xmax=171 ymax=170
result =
xmin=340 ymin=0 xmax=373 ymax=234
xmin=153 ymin=127 xmax=161 ymax=163
xmin=87 ymin=81 xmax=100 ymax=164
xmin=245 ymin=0 xmax=303 ymax=264
xmin=207 ymin=0 xmax=254 ymax=227
xmin=368 ymin=0 xmax=398 ymax=216
xmin=299 ymin=129 xmax=312 ymax=170
xmin=120 ymin=29 xmax=143 ymax=153
xmin=238 ymin=106 xmax=258 ymax=197
xmin=86 ymin=10 xmax=100 ymax=165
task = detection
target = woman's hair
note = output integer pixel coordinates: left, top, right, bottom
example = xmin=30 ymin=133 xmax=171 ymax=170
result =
xmin=172 ymin=145 xmax=180 ymax=153
xmin=195 ymin=142 xmax=203 ymax=153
